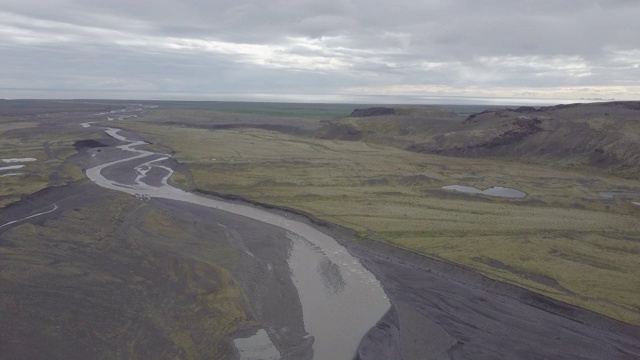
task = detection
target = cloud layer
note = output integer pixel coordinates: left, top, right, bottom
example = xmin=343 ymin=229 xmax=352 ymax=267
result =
xmin=1 ymin=0 xmax=639 ymax=103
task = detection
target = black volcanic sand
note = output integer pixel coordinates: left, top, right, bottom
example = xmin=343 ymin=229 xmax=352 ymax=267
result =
xmin=214 ymin=194 xmax=640 ymax=360
xmin=1 ymin=124 xmax=640 ymax=359
xmin=351 ymin=243 xmax=640 ymax=359
xmin=149 ymin=198 xmax=314 ymax=359
xmin=0 ymin=184 xmax=311 ymax=359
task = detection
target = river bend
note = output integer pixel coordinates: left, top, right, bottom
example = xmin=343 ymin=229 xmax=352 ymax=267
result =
xmin=84 ymin=126 xmax=390 ymax=359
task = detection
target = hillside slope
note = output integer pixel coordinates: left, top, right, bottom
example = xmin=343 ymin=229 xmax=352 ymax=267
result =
xmin=317 ymin=101 xmax=640 ymax=178
xmin=315 ymin=105 xmax=462 ymax=145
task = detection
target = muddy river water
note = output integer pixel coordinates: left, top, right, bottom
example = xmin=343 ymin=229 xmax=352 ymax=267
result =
xmin=84 ymin=126 xmax=390 ymax=359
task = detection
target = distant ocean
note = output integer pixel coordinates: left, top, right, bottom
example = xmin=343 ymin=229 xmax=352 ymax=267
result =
xmin=0 ymin=88 xmax=612 ymax=108
xmin=194 ymin=93 xmax=601 ymax=107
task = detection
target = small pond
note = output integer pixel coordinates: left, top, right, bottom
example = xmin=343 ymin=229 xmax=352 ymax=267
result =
xmin=598 ymin=191 xmax=640 ymax=199
xmin=2 ymin=158 xmax=36 ymax=163
xmin=0 ymin=165 xmax=26 ymax=171
xmin=599 ymin=191 xmax=640 ymax=206
xmin=442 ymin=185 xmax=526 ymax=198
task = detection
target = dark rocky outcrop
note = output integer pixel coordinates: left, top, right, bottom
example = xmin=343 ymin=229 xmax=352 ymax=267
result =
xmin=315 ymin=123 xmax=363 ymax=140
xmin=319 ymin=101 xmax=640 ymax=177
xmin=407 ymin=116 xmax=545 ymax=155
xmin=404 ymin=101 xmax=640 ymax=177
xmin=73 ymin=139 xmax=110 ymax=150
xmin=478 ymin=117 xmax=544 ymax=149
xmin=350 ymin=107 xmax=396 ymax=117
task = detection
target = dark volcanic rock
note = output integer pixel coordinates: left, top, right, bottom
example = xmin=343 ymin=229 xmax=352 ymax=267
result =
xmin=350 ymin=107 xmax=395 ymax=117
xmin=315 ymin=123 xmax=363 ymax=140
xmin=73 ymin=139 xmax=110 ymax=150
xmin=463 ymin=108 xmax=508 ymax=123
xmin=408 ymin=117 xmax=544 ymax=154
xmin=513 ymin=106 xmax=538 ymax=113
xmin=405 ymin=100 xmax=640 ymax=175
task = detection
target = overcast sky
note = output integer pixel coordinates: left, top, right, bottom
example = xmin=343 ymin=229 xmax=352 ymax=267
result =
xmin=1 ymin=0 xmax=639 ymax=104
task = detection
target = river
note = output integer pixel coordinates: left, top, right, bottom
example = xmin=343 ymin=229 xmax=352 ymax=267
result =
xmin=84 ymin=125 xmax=390 ymax=359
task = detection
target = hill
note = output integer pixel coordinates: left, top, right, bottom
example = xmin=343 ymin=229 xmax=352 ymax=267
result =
xmin=317 ymin=101 xmax=640 ymax=178
xmin=315 ymin=105 xmax=461 ymax=144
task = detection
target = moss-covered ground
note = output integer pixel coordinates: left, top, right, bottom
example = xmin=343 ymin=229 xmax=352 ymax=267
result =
xmin=127 ymin=120 xmax=640 ymax=324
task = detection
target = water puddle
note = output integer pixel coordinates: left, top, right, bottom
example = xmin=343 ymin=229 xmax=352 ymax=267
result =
xmin=598 ymin=191 xmax=640 ymax=199
xmin=442 ymin=185 xmax=526 ymax=198
xmin=599 ymin=191 xmax=640 ymax=206
xmin=0 ymin=165 xmax=26 ymax=171
xmin=2 ymin=158 xmax=36 ymax=163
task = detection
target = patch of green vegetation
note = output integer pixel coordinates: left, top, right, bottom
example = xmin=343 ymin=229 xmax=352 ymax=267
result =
xmin=0 ymin=119 xmax=89 ymax=205
xmin=0 ymin=120 xmax=38 ymax=132
xmin=124 ymin=121 xmax=640 ymax=324
xmin=150 ymin=101 xmax=356 ymax=119
xmin=167 ymin=170 xmax=191 ymax=189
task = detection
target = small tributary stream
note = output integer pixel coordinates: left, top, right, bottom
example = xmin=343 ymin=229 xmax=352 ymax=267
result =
xmin=84 ymin=125 xmax=390 ymax=359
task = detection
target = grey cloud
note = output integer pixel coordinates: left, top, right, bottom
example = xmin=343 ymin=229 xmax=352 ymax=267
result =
xmin=0 ymin=0 xmax=639 ymax=101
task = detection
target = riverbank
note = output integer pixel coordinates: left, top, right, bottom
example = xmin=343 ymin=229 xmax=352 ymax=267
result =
xmin=77 ymin=123 xmax=390 ymax=359
xmin=195 ymin=188 xmax=640 ymax=359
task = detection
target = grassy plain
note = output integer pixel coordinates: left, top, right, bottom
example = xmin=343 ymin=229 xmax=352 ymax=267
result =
xmin=149 ymin=101 xmax=356 ymax=120
xmin=127 ymin=118 xmax=640 ymax=325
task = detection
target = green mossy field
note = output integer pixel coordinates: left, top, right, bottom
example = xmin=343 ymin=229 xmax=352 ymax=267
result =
xmin=127 ymin=113 xmax=640 ymax=324
xmin=2 ymin=100 xmax=639 ymax=331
